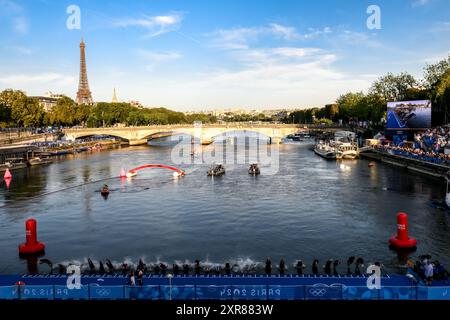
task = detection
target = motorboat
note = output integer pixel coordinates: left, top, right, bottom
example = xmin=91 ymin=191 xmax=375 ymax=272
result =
xmin=28 ymin=157 xmax=54 ymax=166
xmin=334 ymin=142 xmax=359 ymax=160
xmin=292 ymin=132 xmax=312 ymax=141
xmin=248 ymin=163 xmax=260 ymax=175
xmin=314 ymin=142 xmax=337 ymax=159
xmin=207 ymin=164 xmax=225 ymax=176
xmin=100 ymin=184 xmax=110 ymax=196
xmin=1 ymin=158 xmax=28 ymax=171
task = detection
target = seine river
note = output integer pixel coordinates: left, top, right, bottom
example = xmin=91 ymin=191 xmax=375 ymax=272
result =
xmin=1 ymin=136 xmax=449 ymax=274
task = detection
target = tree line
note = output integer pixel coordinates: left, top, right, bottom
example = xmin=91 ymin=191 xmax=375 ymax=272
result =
xmin=0 ymin=93 xmax=217 ymax=128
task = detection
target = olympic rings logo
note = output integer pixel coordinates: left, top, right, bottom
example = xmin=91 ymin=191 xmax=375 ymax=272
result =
xmin=308 ymin=288 xmax=327 ymax=296
xmin=95 ymin=288 xmax=111 ymax=296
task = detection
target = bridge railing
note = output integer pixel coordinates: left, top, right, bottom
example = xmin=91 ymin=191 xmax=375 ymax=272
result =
xmin=1 ymin=284 xmax=449 ymax=300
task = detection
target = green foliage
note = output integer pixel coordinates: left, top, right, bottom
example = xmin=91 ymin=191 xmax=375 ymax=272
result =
xmin=314 ymin=118 xmax=333 ymax=125
xmin=424 ymin=54 xmax=450 ymax=89
xmin=0 ymin=89 xmax=45 ymax=127
xmin=369 ymin=72 xmax=418 ymax=102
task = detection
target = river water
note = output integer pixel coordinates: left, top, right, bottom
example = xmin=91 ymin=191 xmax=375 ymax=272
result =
xmin=0 ymin=136 xmax=449 ymax=274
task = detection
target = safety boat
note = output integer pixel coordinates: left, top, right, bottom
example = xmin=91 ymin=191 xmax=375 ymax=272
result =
xmin=207 ymin=164 xmax=225 ymax=176
xmin=334 ymin=142 xmax=359 ymax=160
xmin=314 ymin=142 xmax=336 ymax=160
xmin=100 ymin=184 xmax=110 ymax=196
xmin=248 ymin=164 xmax=260 ymax=175
xmin=28 ymin=157 xmax=54 ymax=166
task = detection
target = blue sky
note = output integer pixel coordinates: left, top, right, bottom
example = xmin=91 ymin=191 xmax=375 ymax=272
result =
xmin=0 ymin=0 xmax=449 ymax=110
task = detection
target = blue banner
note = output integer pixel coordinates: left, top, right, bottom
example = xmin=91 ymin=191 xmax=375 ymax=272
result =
xmin=54 ymin=285 xmax=89 ymax=300
xmin=160 ymin=285 xmax=196 ymax=300
xmin=21 ymin=285 xmax=54 ymax=300
xmin=125 ymin=285 xmax=160 ymax=300
xmin=89 ymin=285 xmax=124 ymax=300
xmin=0 ymin=286 xmax=18 ymax=300
xmin=342 ymin=286 xmax=380 ymax=300
xmin=305 ymin=285 xmax=342 ymax=300
xmin=380 ymin=287 xmax=415 ymax=300
xmin=427 ymin=287 xmax=450 ymax=300
xmin=268 ymin=286 xmax=305 ymax=300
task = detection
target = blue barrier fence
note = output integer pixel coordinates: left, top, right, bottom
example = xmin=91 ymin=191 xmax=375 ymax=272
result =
xmin=1 ymin=285 xmax=449 ymax=300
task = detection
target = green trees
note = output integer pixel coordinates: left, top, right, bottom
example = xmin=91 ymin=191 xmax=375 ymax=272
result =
xmin=369 ymin=72 xmax=418 ymax=102
xmin=424 ymin=55 xmax=450 ymax=123
xmin=0 ymin=89 xmax=45 ymax=127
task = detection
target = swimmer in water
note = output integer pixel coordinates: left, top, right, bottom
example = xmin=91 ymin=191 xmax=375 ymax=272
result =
xmin=295 ymin=260 xmax=305 ymax=276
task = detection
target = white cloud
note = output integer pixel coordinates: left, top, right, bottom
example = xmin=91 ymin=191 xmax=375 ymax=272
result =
xmin=4 ymin=45 xmax=33 ymax=55
xmin=268 ymin=23 xmax=299 ymax=40
xmin=412 ymin=0 xmax=430 ymax=7
xmin=210 ymin=24 xmax=332 ymax=50
xmin=13 ymin=16 xmax=28 ymax=35
xmin=0 ymin=0 xmax=29 ymax=35
xmin=114 ymin=13 xmax=183 ymax=38
xmin=0 ymin=73 xmax=75 ymax=87
xmin=432 ymin=21 xmax=450 ymax=32
xmin=338 ymin=30 xmax=382 ymax=48
xmin=136 ymin=49 xmax=183 ymax=62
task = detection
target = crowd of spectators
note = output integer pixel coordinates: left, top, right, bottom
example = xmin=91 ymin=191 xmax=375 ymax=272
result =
xmin=374 ymin=125 xmax=450 ymax=166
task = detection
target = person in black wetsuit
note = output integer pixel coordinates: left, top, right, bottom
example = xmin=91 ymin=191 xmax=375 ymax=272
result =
xmin=265 ymin=258 xmax=272 ymax=276
xmin=279 ymin=258 xmax=286 ymax=276
xmin=194 ymin=260 xmax=201 ymax=275
xmin=225 ymin=263 xmax=231 ymax=276
xmin=160 ymin=263 xmax=168 ymax=276
xmin=295 ymin=260 xmax=305 ymax=276
xmin=355 ymin=258 xmax=364 ymax=276
xmin=324 ymin=259 xmax=333 ymax=276
xmin=173 ymin=264 xmax=180 ymax=276
xmin=137 ymin=270 xmax=144 ymax=286
xmin=333 ymin=260 xmax=340 ymax=276
xmin=153 ymin=264 xmax=160 ymax=275
xmin=347 ymin=256 xmax=355 ymax=275
xmin=183 ymin=264 xmax=190 ymax=275
xmin=312 ymin=259 xmax=319 ymax=276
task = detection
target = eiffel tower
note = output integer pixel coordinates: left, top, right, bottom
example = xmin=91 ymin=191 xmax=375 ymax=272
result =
xmin=76 ymin=38 xmax=94 ymax=105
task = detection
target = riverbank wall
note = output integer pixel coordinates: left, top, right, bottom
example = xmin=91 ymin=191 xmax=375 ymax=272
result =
xmin=360 ymin=149 xmax=448 ymax=179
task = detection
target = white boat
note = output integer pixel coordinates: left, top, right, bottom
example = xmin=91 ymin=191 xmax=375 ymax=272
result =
xmin=28 ymin=157 xmax=54 ymax=166
xmin=334 ymin=142 xmax=359 ymax=160
xmin=314 ymin=142 xmax=337 ymax=159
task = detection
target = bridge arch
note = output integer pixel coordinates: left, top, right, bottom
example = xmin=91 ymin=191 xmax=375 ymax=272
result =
xmin=138 ymin=131 xmax=203 ymax=143
xmin=68 ymin=132 xmax=130 ymax=142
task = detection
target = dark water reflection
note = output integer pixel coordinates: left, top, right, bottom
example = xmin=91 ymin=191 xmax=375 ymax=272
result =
xmin=0 ymin=140 xmax=449 ymax=274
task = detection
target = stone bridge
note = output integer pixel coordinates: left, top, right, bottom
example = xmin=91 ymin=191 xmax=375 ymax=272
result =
xmin=63 ymin=123 xmax=342 ymax=145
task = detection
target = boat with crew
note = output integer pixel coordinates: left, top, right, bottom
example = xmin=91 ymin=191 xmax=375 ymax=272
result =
xmin=207 ymin=164 xmax=225 ymax=176
xmin=248 ymin=163 xmax=260 ymax=175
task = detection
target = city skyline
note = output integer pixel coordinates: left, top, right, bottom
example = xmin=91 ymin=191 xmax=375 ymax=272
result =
xmin=0 ymin=0 xmax=449 ymax=110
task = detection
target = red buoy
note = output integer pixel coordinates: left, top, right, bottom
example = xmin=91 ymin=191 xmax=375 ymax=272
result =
xmin=368 ymin=162 xmax=375 ymax=168
xmin=389 ymin=212 xmax=417 ymax=249
xmin=4 ymin=168 xmax=12 ymax=179
xmin=18 ymin=219 xmax=45 ymax=255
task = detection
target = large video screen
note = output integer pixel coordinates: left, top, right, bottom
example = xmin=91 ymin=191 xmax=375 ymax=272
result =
xmin=386 ymin=100 xmax=432 ymax=130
